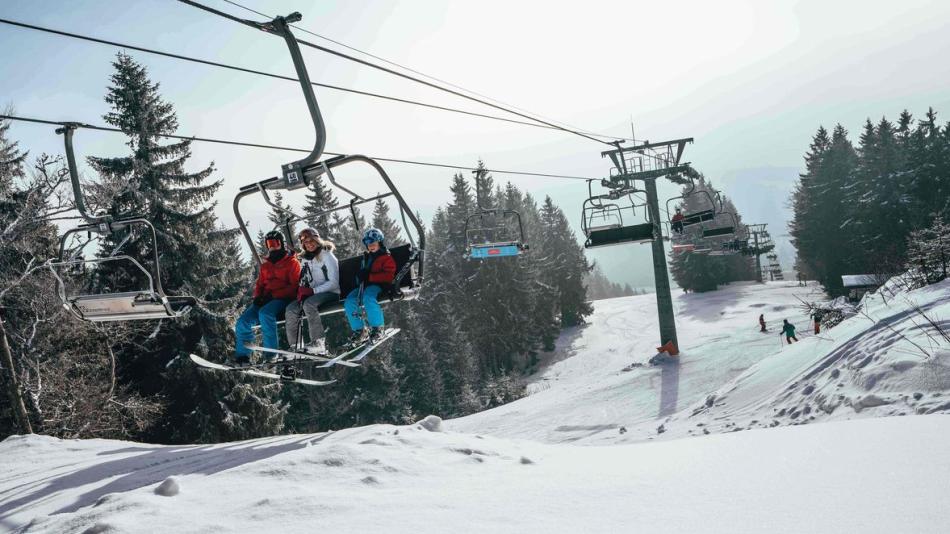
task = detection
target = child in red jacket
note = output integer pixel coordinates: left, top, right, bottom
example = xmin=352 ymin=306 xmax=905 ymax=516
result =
xmin=343 ymin=228 xmax=396 ymax=345
xmin=234 ymin=230 xmax=301 ymax=363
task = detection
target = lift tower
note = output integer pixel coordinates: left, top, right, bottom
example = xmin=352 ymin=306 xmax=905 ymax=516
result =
xmin=601 ymin=138 xmax=693 ymax=351
xmin=745 ymin=224 xmax=775 ymax=283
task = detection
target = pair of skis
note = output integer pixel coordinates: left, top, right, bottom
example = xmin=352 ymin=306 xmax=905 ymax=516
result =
xmin=189 ymin=327 xmax=400 ymax=387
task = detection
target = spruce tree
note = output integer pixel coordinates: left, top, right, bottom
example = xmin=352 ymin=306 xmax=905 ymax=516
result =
xmin=538 ymin=196 xmax=592 ymax=327
xmin=87 ymin=53 xmax=277 ymax=442
xmin=371 ymin=198 xmax=406 ymax=246
xmin=389 ymin=303 xmax=443 ymax=418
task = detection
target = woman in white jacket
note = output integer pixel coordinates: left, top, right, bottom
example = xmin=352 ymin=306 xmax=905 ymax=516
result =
xmin=285 ymin=227 xmax=340 ymax=355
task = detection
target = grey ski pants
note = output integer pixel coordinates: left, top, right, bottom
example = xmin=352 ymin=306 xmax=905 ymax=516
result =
xmin=285 ymin=292 xmax=339 ymax=348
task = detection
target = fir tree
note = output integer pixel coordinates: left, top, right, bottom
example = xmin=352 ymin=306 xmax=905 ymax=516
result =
xmin=390 ymin=303 xmax=443 ymax=418
xmin=371 ymin=198 xmax=406 ymax=247
xmin=87 ymin=54 xmax=274 ymax=442
xmin=905 ymin=216 xmax=950 ymax=286
xmin=538 ymin=196 xmax=592 ymax=327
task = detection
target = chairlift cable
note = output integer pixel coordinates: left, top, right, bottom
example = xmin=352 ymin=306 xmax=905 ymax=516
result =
xmin=176 ymin=0 xmax=617 ymax=147
xmin=0 ymin=17 xmax=621 ymax=139
xmin=0 ymin=114 xmax=596 ymax=181
xmin=218 ymin=0 xmax=641 ymax=144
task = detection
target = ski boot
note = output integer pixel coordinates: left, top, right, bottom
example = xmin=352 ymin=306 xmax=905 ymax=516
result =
xmin=303 ymin=338 xmax=328 ymax=356
xmin=368 ymin=327 xmax=385 ymax=344
xmin=279 ymin=365 xmax=297 ymax=382
xmin=346 ymin=329 xmax=369 ymax=348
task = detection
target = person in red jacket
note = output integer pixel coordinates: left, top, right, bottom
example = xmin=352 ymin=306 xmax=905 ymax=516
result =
xmin=671 ymin=208 xmax=685 ymax=234
xmin=343 ymin=228 xmax=397 ymax=345
xmin=234 ymin=230 xmax=301 ymax=363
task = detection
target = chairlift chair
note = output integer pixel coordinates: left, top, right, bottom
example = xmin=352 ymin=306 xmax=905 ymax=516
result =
xmin=666 ymin=178 xmax=718 ymax=231
xmin=701 ymin=211 xmax=739 ymax=239
xmin=464 ymin=209 xmax=529 ymax=260
xmin=463 ymin=173 xmax=528 ymax=260
xmin=231 ymin=13 xmax=424 ymax=318
xmin=581 ymin=181 xmax=654 ymax=249
xmin=46 ymin=124 xmax=195 ymax=322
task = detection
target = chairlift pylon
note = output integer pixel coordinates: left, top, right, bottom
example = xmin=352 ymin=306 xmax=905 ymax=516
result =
xmin=45 ymin=124 xmax=196 ymax=322
xmin=231 ymin=13 xmax=425 ymax=317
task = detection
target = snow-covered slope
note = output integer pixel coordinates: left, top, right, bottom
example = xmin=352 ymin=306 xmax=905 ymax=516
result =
xmin=449 ymin=281 xmax=823 ymax=442
xmin=6 ymin=417 xmax=950 ymax=534
xmin=3 ymin=280 xmax=950 ymax=533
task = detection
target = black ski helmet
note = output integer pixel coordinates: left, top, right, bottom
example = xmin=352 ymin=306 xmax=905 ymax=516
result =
xmin=264 ymin=229 xmax=285 ymax=249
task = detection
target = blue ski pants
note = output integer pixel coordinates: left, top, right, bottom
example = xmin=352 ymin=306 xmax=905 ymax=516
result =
xmin=343 ymin=284 xmax=384 ymax=331
xmin=235 ymin=299 xmax=290 ymax=357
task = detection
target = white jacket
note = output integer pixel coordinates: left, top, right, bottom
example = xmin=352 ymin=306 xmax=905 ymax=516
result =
xmin=299 ymin=249 xmax=340 ymax=295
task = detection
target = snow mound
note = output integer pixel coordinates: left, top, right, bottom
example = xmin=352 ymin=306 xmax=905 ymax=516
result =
xmin=416 ymin=415 xmax=444 ymax=432
xmin=153 ymin=477 xmax=179 ymax=497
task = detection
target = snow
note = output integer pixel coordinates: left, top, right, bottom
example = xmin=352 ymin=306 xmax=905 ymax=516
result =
xmin=842 ymin=274 xmax=884 ymax=287
xmin=3 ymin=280 xmax=950 ymax=533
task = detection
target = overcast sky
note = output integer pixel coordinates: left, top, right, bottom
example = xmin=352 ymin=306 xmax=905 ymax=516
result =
xmin=3 ymin=0 xmax=949 ymax=287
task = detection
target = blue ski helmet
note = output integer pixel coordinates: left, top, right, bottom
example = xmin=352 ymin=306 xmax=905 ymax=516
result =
xmin=361 ymin=227 xmax=385 ymax=247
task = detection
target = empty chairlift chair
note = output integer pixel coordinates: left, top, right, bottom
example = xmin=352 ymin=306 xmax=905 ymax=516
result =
xmin=581 ymin=181 xmax=654 ymax=249
xmin=46 ymin=124 xmax=195 ymax=322
xmin=701 ymin=211 xmax=739 ymax=239
xmin=465 ymin=209 xmax=528 ymax=260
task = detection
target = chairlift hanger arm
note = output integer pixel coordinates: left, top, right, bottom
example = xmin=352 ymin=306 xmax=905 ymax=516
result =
xmin=56 ymin=123 xmax=103 ymax=225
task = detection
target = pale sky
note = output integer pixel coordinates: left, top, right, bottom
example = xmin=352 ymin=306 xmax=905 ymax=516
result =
xmin=3 ymin=0 xmax=949 ymax=287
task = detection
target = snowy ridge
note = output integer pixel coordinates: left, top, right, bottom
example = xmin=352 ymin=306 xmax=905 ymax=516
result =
xmin=639 ymin=279 xmax=950 ymax=442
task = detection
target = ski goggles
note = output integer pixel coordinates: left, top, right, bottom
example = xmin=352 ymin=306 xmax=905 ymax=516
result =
xmin=362 ymin=237 xmax=380 ymax=246
xmin=265 ymin=238 xmax=282 ymax=249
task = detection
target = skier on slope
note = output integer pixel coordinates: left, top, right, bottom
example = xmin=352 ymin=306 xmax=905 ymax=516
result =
xmin=284 ymin=227 xmax=340 ymax=355
xmin=759 ymin=313 xmax=767 ymax=333
xmin=671 ymin=208 xmax=685 ymax=234
xmin=342 ymin=228 xmax=397 ymax=346
xmin=234 ymin=230 xmax=301 ymax=364
xmin=781 ymin=319 xmax=798 ymax=344
xmin=811 ymin=309 xmax=823 ymax=335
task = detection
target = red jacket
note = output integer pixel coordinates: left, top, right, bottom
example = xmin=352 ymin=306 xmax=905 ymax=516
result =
xmin=363 ymin=250 xmax=397 ymax=285
xmin=254 ymin=251 xmax=302 ymax=300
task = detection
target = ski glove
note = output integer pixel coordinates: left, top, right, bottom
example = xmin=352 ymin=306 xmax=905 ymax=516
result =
xmin=356 ymin=268 xmax=370 ymax=283
xmin=253 ymin=294 xmax=272 ymax=307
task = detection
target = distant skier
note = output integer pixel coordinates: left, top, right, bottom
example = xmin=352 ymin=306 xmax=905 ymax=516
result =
xmin=781 ymin=319 xmax=798 ymax=344
xmin=343 ymin=228 xmax=397 ymax=346
xmin=671 ymin=208 xmax=685 ymax=234
xmin=812 ymin=309 xmax=823 ymax=335
xmin=234 ymin=230 xmax=301 ymax=364
xmin=285 ymin=228 xmax=340 ymax=355
xmin=759 ymin=313 xmax=767 ymax=333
